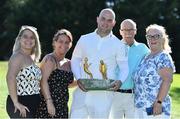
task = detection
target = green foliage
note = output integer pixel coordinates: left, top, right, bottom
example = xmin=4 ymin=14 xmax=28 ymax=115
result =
xmin=0 ymin=0 xmax=179 ymax=72
xmin=113 ymin=0 xmax=180 ymax=72
xmin=1 ymin=0 xmax=106 ymax=59
xmin=169 ymin=74 xmax=180 ymax=118
xmin=0 ymin=61 xmax=8 ymax=118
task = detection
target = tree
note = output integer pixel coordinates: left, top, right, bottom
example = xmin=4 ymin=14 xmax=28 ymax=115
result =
xmin=1 ymin=0 xmax=106 ymax=59
xmin=113 ymin=0 xmax=180 ymax=72
xmin=0 ymin=0 xmax=179 ymax=72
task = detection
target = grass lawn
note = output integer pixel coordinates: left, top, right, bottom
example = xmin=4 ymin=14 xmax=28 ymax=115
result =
xmin=0 ymin=61 xmax=179 ymax=118
xmin=170 ymin=74 xmax=180 ymax=119
xmin=0 ymin=61 xmax=8 ymax=118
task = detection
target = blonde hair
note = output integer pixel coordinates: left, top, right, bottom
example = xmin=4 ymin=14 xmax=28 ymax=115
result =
xmin=146 ymin=24 xmax=171 ymax=53
xmin=13 ymin=25 xmax=41 ymax=62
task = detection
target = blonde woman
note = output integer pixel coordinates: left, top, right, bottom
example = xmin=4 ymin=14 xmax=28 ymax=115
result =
xmin=133 ymin=24 xmax=175 ymax=119
xmin=6 ymin=25 xmax=42 ymax=118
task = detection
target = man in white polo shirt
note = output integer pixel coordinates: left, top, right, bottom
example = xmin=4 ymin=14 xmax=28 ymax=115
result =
xmin=70 ymin=8 xmax=129 ymax=119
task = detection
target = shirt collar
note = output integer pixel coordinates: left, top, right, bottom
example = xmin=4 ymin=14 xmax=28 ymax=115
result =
xmin=94 ymin=29 xmax=113 ymax=39
xmin=122 ymin=39 xmax=138 ymax=46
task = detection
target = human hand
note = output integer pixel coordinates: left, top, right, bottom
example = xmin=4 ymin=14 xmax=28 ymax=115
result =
xmin=47 ymin=100 xmax=56 ymax=117
xmin=153 ymin=101 xmax=163 ymax=115
xmin=77 ymin=80 xmax=87 ymax=92
xmin=14 ymin=102 xmax=30 ymax=117
xmin=109 ymin=80 xmax=122 ymax=91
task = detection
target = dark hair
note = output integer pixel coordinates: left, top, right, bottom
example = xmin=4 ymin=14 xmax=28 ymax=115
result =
xmin=53 ymin=29 xmax=73 ymax=42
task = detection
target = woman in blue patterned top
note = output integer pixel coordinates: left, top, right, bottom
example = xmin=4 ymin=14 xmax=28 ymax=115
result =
xmin=133 ymin=24 xmax=175 ymax=119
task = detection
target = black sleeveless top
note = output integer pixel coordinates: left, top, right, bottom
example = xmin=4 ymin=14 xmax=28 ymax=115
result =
xmin=36 ymin=55 xmax=73 ymax=118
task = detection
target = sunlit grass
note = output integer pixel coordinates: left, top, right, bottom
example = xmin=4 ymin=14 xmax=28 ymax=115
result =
xmin=0 ymin=61 xmax=179 ymax=118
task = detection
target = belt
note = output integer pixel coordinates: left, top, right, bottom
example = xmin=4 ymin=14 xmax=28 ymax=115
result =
xmin=116 ymin=89 xmax=133 ymax=93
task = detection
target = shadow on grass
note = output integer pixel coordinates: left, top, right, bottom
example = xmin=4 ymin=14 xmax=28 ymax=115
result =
xmin=170 ymin=87 xmax=180 ymax=99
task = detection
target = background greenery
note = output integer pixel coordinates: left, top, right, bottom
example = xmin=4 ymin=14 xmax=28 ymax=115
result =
xmin=0 ymin=61 xmax=180 ymax=118
xmin=0 ymin=0 xmax=179 ymax=72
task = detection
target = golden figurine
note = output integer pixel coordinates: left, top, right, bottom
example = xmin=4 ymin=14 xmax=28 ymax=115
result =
xmin=99 ymin=60 xmax=107 ymax=80
xmin=83 ymin=57 xmax=93 ymax=79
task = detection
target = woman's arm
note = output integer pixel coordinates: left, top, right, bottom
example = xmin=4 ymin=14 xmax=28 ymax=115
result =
xmin=157 ymin=68 xmax=173 ymax=102
xmin=6 ymin=55 xmax=21 ymax=105
xmin=6 ymin=54 xmax=29 ymax=117
xmin=153 ymin=67 xmax=173 ymax=115
xmin=64 ymin=60 xmax=77 ymax=88
xmin=40 ymin=55 xmax=56 ymax=116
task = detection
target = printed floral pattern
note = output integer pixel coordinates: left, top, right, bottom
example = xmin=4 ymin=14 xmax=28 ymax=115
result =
xmin=133 ymin=51 xmax=175 ymax=116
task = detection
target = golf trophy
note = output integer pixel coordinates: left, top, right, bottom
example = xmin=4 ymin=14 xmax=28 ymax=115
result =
xmin=79 ymin=57 xmax=114 ymax=91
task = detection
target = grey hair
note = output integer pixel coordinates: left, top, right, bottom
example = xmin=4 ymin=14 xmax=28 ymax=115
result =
xmin=120 ymin=19 xmax=137 ymax=29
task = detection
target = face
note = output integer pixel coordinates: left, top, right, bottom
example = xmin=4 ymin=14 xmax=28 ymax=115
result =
xmin=120 ymin=21 xmax=136 ymax=46
xmin=97 ymin=10 xmax=116 ymax=35
xmin=20 ymin=29 xmax=36 ymax=51
xmin=146 ymin=28 xmax=163 ymax=52
xmin=53 ymin=34 xmax=72 ymax=55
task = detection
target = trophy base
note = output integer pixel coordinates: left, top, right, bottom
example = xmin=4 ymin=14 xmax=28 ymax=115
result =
xmin=78 ymin=79 xmax=115 ymax=91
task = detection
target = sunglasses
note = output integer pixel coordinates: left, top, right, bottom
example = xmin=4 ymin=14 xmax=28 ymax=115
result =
xmin=146 ymin=34 xmax=162 ymax=40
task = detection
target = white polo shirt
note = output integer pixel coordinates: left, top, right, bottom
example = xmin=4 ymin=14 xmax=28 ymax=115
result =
xmin=72 ymin=30 xmax=128 ymax=81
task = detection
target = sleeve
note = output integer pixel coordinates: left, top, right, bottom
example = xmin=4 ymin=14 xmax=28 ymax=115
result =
xmin=71 ymin=37 xmax=83 ymax=80
xmin=117 ymin=60 xmax=129 ymax=83
xmin=71 ymin=36 xmax=83 ymax=58
xmin=116 ymin=41 xmax=129 ymax=82
xmin=141 ymin=44 xmax=150 ymax=55
xmin=71 ymin=57 xmax=82 ymax=80
xmin=157 ymin=53 xmax=176 ymax=73
xmin=116 ymin=41 xmax=128 ymax=61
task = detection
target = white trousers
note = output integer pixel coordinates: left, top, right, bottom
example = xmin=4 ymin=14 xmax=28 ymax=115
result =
xmin=85 ymin=91 xmax=114 ymax=119
xmin=109 ymin=92 xmax=137 ymax=119
xmin=70 ymin=87 xmax=113 ymax=119
xmin=135 ymin=108 xmax=170 ymax=119
xmin=70 ymin=87 xmax=88 ymax=119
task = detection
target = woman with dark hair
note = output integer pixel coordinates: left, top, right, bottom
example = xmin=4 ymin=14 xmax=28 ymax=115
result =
xmin=36 ymin=29 xmax=74 ymax=118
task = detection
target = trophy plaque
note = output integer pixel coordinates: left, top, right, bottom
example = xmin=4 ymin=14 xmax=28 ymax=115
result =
xmin=79 ymin=78 xmax=115 ymax=90
xmin=79 ymin=57 xmax=115 ymax=91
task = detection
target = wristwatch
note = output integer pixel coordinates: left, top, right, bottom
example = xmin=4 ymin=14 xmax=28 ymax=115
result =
xmin=157 ymin=100 xmax=162 ymax=104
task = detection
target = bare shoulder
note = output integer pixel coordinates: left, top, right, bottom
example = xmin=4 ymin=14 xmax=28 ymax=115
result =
xmin=40 ymin=54 xmax=55 ymax=69
xmin=7 ymin=52 xmax=24 ymax=73
xmin=9 ymin=52 xmax=24 ymax=66
xmin=42 ymin=54 xmax=55 ymax=63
